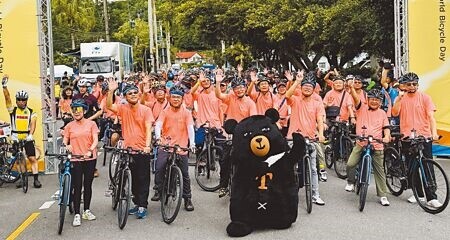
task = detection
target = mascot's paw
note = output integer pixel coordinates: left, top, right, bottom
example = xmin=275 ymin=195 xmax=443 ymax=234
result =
xmin=291 ymin=132 xmax=306 ymax=156
xmin=271 ymin=221 xmax=292 ymax=230
xmin=226 ymin=221 xmax=253 ymax=237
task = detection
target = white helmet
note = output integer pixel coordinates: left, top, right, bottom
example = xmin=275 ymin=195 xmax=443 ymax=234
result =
xmin=77 ymin=78 xmax=91 ymax=87
xmin=15 ymin=90 xmax=29 ymax=100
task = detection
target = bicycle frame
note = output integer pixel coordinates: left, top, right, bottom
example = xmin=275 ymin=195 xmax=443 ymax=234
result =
xmin=58 ymin=158 xmax=72 ymax=205
xmin=357 ymin=146 xmax=373 ymax=187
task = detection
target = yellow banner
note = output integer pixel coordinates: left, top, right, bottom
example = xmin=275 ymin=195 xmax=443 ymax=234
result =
xmin=409 ymin=0 xmax=450 ymax=154
xmin=0 ymin=0 xmax=45 ymax=170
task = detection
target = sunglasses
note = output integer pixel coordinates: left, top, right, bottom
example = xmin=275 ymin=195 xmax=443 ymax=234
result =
xmin=220 ymin=83 xmax=227 ymax=87
xmin=354 ymin=81 xmax=362 ymax=84
xmin=16 ymin=98 xmax=27 ymax=101
xmin=71 ymin=106 xmax=84 ymax=113
xmin=126 ymin=90 xmax=139 ymax=96
xmin=405 ymin=82 xmax=418 ymax=87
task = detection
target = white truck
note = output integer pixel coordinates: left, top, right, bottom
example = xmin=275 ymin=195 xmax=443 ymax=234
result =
xmin=79 ymin=42 xmax=133 ymax=83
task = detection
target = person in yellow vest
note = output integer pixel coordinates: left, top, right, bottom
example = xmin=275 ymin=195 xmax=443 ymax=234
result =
xmin=2 ymin=74 xmax=41 ymax=188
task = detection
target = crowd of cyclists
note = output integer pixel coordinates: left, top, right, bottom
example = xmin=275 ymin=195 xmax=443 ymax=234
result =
xmin=0 ymin=60 xmax=444 ymax=227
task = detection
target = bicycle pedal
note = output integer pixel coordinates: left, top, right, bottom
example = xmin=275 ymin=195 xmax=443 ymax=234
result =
xmin=104 ymin=190 xmax=113 ymax=197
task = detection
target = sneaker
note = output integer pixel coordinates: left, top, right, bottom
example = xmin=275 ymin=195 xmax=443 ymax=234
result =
xmin=136 ymin=207 xmax=148 ymax=219
xmin=151 ymin=191 xmax=160 ymax=201
xmin=33 ymin=179 xmax=42 ymax=188
xmin=218 ymin=188 xmax=229 ymax=198
xmin=427 ymin=199 xmax=443 ymax=208
xmin=93 ymin=169 xmax=99 ymax=178
xmin=380 ymin=197 xmax=390 ymax=206
xmin=129 ymin=205 xmax=139 ymax=215
xmin=82 ymin=209 xmax=96 ymax=221
xmin=184 ymin=198 xmax=194 ymax=211
xmin=312 ymin=197 xmax=325 ymax=205
xmin=345 ymin=183 xmax=355 ymax=192
xmin=407 ymin=195 xmax=425 ymax=203
xmin=72 ymin=214 xmax=81 ymax=227
xmin=319 ymin=169 xmax=328 ymax=182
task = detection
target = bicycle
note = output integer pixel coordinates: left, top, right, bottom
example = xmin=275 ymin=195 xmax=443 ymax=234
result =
xmin=45 ymin=149 xmax=84 ymax=235
xmin=104 ymin=146 xmax=149 ymax=229
xmin=0 ymin=124 xmax=20 ymax=187
xmin=325 ymin=120 xmax=354 ymax=179
xmin=6 ymin=140 xmax=30 ymax=193
xmin=349 ymin=134 xmax=383 ymax=212
xmin=155 ymin=143 xmax=192 ymax=224
xmin=289 ymin=136 xmax=316 ymax=214
xmin=194 ymin=122 xmax=224 ymax=192
xmin=101 ymin=118 xmax=115 ymax=166
xmin=384 ymin=130 xmax=449 ymax=214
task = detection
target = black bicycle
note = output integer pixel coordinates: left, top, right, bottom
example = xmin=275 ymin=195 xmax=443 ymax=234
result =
xmin=105 ymin=146 xmax=149 ymax=229
xmin=325 ymin=120 xmax=354 ymax=179
xmin=194 ymin=123 xmax=223 ymax=192
xmin=384 ymin=130 xmax=449 ymax=214
xmin=155 ymin=143 xmax=192 ymax=224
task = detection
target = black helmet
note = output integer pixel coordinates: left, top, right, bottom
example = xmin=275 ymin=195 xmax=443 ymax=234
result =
xmin=101 ymin=82 xmax=109 ymax=92
xmin=230 ymin=77 xmax=247 ymax=89
xmin=122 ymin=83 xmax=139 ymax=95
xmin=96 ymin=75 xmax=105 ymax=82
xmin=399 ymin=72 xmax=419 ymax=83
xmin=277 ymin=78 xmax=288 ymax=87
xmin=301 ymin=72 xmax=317 ymax=87
xmin=169 ymin=85 xmax=185 ymax=96
xmin=367 ymin=89 xmax=384 ymax=100
xmin=167 ymin=71 xmax=174 ymax=80
xmin=71 ymin=98 xmax=88 ymax=110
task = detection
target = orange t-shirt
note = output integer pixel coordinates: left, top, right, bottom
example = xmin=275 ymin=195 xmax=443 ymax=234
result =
xmin=287 ymin=95 xmax=324 ymax=139
xmin=150 ymin=99 xmax=169 ymax=121
xmin=116 ymin=103 xmax=154 ymax=150
xmin=274 ymin=94 xmax=289 ymax=127
xmin=355 ymin=103 xmax=389 ymax=150
xmin=63 ymin=119 xmax=99 ymax=161
xmin=158 ymin=106 xmax=194 ymax=152
xmin=397 ymin=92 xmax=436 ymax=138
xmin=249 ymin=91 xmax=276 ymax=115
xmin=223 ymin=94 xmax=257 ymax=122
xmin=58 ymin=98 xmax=72 ymax=114
xmin=323 ymin=89 xmax=353 ymax=121
xmin=100 ymin=97 xmax=120 ymax=119
xmin=193 ymin=89 xmax=222 ymax=128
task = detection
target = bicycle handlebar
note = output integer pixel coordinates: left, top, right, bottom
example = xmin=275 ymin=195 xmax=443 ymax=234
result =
xmin=104 ymin=146 xmax=151 ymax=155
xmin=45 ymin=152 xmax=86 ymax=159
xmin=349 ymin=134 xmax=383 ymax=143
xmin=154 ymin=143 xmax=191 ymax=152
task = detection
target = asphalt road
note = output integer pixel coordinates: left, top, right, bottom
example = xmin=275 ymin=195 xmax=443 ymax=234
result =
xmin=1 ymin=154 xmax=449 ymax=240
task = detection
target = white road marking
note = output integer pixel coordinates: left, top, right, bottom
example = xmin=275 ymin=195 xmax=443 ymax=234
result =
xmin=39 ymin=201 xmax=55 ymax=210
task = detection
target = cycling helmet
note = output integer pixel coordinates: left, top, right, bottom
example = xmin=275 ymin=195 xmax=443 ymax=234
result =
xmin=230 ymin=77 xmax=247 ymax=89
xmin=70 ymin=98 xmax=88 ymax=110
xmin=332 ymin=75 xmax=345 ymax=82
xmin=400 ymin=72 xmax=419 ymax=83
xmin=345 ymin=74 xmax=355 ymax=81
xmin=101 ymin=82 xmax=109 ymax=92
xmin=77 ymin=78 xmax=91 ymax=87
xmin=169 ymin=85 xmax=185 ymax=97
xmin=354 ymin=75 xmax=363 ymax=81
xmin=122 ymin=83 xmax=139 ymax=95
xmin=277 ymin=78 xmax=288 ymax=87
xmin=257 ymin=74 xmax=270 ymax=86
xmin=96 ymin=75 xmax=105 ymax=82
xmin=167 ymin=71 xmax=174 ymax=80
xmin=15 ymin=90 xmax=29 ymax=100
xmin=367 ymin=89 xmax=384 ymax=100
xmin=301 ymin=72 xmax=317 ymax=87
xmin=152 ymin=83 xmax=166 ymax=93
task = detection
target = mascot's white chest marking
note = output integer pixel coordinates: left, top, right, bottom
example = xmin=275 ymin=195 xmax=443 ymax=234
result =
xmin=264 ymin=152 xmax=286 ymax=167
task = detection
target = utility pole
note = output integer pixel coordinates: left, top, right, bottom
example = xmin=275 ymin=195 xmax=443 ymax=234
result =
xmin=103 ymin=0 xmax=110 ymax=41
xmin=148 ymin=0 xmax=155 ymax=72
xmin=152 ymin=0 xmax=159 ymax=71
xmin=166 ymin=22 xmax=171 ymax=68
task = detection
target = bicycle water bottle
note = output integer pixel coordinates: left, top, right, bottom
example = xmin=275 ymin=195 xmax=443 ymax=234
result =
xmin=7 ymin=156 xmax=15 ymax=165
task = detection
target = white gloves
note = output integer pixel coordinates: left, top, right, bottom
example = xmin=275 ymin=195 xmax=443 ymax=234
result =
xmin=2 ymin=77 xmax=8 ymax=88
xmin=26 ymin=134 xmax=34 ymax=142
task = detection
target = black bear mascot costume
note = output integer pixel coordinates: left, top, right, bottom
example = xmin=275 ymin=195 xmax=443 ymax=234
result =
xmin=224 ymin=108 xmax=305 ymax=237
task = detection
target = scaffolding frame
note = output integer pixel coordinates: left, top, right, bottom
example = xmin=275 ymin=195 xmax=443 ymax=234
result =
xmin=394 ymin=0 xmax=409 ymax=77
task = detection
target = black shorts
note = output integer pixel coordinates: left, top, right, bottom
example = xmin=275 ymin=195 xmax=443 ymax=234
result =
xmin=13 ymin=141 xmax=36 ymax=157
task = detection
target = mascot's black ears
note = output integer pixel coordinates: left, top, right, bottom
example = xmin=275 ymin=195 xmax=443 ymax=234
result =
xmin=265 ymin=108 xmax=280 ymax=124
xmin=224 ymin=119 xmax=238 ymax=134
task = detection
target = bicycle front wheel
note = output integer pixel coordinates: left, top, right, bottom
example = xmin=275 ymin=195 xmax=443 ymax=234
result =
xmin=109 ymin=152 xmax=120 ymax=185
xmin=17 ymin=154 xmax=28 ymax=193
xmin=412 ymin=159 xmax=449 ymax=214
xmin=358 ymin=182 xmax=368 ymax=212
xmin=304 ymin=156 xmax=312 ymax=214
xmin=383 ymin=147 xmax=404 ymax=196
xmin=324 ymin=144 xmax=333 ymax=169
xmin=161 ymin=165 xmax=183 ymax=224
xmin=195 ymin=146 xmax=222 ymax=192
xmin=58 ymin=174 xmax=70 ymax=235
xmin=335 ymin=137 xmax=353 ymax=179
xmin=117 ymin=169 xmax=132 ymax=229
